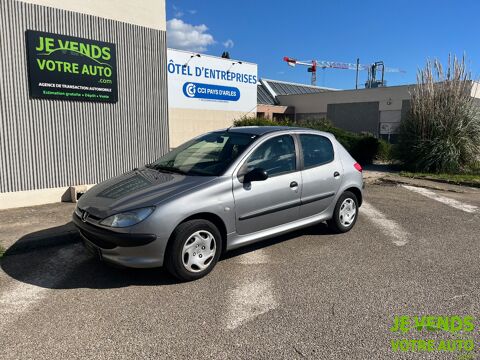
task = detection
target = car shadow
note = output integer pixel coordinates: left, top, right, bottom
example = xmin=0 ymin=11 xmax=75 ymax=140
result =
xmin=1 ymin=221 xmax=332 ymax=290
xmin=4 ymin=223 xmax=80 ymax=255
xmin=1 ymin=223 xmax=178 ymax=289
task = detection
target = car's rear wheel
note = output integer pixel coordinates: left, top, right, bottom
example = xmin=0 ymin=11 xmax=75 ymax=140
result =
xmin=165 ymin=219 xmax=222 ymax=281
xmin=328 ymin=191 xmax=358 ymax=233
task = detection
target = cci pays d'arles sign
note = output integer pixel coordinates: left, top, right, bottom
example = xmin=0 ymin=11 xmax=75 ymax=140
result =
xmin=26 ymin=30 xmax=118 ymax=103
xmin=167 ymin=48 xmax=258 ymax=112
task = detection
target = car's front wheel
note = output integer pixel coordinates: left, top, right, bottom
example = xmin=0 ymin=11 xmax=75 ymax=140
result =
xmin=328 ymin=191 xmax=358 ymax=233
xmin=165 ymin=219 xmax=222 ymax=281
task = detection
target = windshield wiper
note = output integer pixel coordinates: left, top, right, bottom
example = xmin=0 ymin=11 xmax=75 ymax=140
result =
xmin=146 ymin=164 xmax=187 ymax=175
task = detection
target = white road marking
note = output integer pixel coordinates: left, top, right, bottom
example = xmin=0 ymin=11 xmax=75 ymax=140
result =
xmin=235 ymin=249 xmax=269 ymax=264
xmin=402 ymin=185 xmax=478 ymax=214
xmin=225 ymin=278 xmax=278 ymax=330
xmin=361 ymin=201 xmax=409 ymax=246
xmin=0 ymin=245 xmax=83 ymax=331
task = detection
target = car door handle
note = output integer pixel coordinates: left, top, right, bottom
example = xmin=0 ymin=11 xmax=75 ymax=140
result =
xmin=290 ymin=181 xmax=298 ymax=188
xmin=334 ymin=171 xmax=340 ymax=178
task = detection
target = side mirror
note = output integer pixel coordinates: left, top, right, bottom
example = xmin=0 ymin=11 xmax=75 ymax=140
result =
xmin=243 ymin=168 xmax=268 ymax=183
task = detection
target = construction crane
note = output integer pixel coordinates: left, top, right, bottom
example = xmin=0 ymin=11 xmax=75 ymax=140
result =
xmin=283 ymin=56 xmax=405 ymax=88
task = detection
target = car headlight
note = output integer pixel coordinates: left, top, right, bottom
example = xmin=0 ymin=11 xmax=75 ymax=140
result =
xmin=99 ymin=207 xmax=155 ymax=228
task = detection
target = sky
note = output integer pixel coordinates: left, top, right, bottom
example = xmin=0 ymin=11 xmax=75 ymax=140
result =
xmin=166 ymin=0 xmax=480 ymax=90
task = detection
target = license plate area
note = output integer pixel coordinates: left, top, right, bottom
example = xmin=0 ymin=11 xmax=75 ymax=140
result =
xmin=83 ymin=239 xmax=102 ymax=260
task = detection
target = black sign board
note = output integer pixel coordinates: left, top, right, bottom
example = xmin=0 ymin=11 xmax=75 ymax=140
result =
xmin=26 ymin=30 xmax=117 ymax=103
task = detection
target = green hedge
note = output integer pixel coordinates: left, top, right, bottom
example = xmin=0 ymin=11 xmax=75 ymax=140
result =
xmin=376 ymin=139 xmax=393 ymax=161
xmin=232 ymin=117 xmax=290 ymax=127
xmin=233 ymin=117 xmax=380 ymax=165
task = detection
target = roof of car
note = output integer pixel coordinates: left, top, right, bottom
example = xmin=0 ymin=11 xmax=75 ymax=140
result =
xmin=223 ymin=126 xmax=309 ymax=135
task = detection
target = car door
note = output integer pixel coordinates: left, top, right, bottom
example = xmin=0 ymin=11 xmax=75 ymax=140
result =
xmin=298 ymin=133 xmax=342 ymax=218
xmin=232 ymin=134 xmax=301 ymax=235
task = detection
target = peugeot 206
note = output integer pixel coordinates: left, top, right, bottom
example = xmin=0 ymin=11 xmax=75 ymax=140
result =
xmin=73 ymin=126 xmax=363 ymax=281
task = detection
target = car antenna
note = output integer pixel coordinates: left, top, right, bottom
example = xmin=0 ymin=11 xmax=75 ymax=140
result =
xmin=226 ymin=125 xmax=234 ymax=132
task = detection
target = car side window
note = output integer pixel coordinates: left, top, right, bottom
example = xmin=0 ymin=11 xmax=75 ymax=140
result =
xmin=242 ymin=135 xmax=296 ymax=177
xmin=299 ymin=134 xmax=334 ymax=168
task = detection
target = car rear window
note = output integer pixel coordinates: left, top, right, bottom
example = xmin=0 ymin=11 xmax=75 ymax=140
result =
xmin=299 ymin=134 xmax=334 ymax=168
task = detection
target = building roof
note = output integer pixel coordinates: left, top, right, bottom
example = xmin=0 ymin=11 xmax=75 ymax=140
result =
xmin=257 ymin=78 xmax=335 ymax=105
xmin=257 ymin=84 xmax=277 ymax=105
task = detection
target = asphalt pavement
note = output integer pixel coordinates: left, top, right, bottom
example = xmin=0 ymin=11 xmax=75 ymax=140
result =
xmin=0 ymin=183 xmax=479 ymax=359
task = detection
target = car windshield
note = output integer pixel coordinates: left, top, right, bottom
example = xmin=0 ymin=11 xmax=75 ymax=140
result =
xmin=147 ymin=131 xmax=258 ymax=176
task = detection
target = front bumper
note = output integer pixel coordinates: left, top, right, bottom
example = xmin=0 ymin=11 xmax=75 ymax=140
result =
xmin=72 ymin=214 xmax=156 ymax=248
xmin=72 ymin=214 xmax=166 ymax=268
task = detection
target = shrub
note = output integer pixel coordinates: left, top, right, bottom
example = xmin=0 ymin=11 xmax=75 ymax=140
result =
xmin=377 ymin=139 xmax=393 ymax=161
xmin=350 ymin=136 xmax=380 ymax=165
xmin=397 ymin=55 xmax=480 ymax=173
xmin=233 ymin=117 xmax=290 ymax=127
xmin=233 ymin=117 xmax=380 ymax=165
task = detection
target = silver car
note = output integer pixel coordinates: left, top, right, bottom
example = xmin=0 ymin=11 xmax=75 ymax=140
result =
xmin=73 ymin=126 xmax=363 ymax=281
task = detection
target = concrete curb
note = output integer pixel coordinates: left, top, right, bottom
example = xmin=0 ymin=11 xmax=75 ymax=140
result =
xmin=375 ymin=176 xmax=472 ymax=193
xmin=4 ymin=228 xmax=81 ymax=256
xmin=398 ymin=176 xmax=480 ymax=189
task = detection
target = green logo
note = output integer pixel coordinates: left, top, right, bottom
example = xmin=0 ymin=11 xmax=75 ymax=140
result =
xmin=389 ymin=315 xmax=475 ymax=356
xmin=34 ymin=36 xmax=113 ymax=78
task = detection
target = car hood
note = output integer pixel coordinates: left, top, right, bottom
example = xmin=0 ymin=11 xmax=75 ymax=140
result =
xmin=77 ymin=167 xmax=216 ymax=219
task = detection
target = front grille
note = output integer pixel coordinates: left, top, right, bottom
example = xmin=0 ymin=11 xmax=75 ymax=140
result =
xmin=77 ymin=208 xmax=102 ymax=222
xmin=80 ymin=230 xmax=116 ymax=249
xmin=87 ymin=213 xmax=101 ymax=221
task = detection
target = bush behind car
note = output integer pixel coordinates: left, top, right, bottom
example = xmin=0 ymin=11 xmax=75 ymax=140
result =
xmin=234 ymin=117 xmax=380 ymax=165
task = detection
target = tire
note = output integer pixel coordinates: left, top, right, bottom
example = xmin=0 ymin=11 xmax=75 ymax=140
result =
xmin=327 ymin=191 xmax=359 ymax=234
xmin=165 ymin=219 xmax=222 ymax=281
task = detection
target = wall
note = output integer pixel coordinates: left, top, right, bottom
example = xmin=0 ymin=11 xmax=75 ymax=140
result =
xmin=470 ymin=81 xmax=480 ymax=99
xmin=278 ymin=85 xmax=412 ymax=114
xmin=19 ymin=0 xmax=166 ymax=31
xmin=256 ymin=104 xmax=294 ymax=121
xmin=169 ymin=109 xmax=253 ymax=148
xmin=0 ymin=0 xmax=169 ymax=194
xmin=327 ymin=102 xmax=379 ymax=134
xmin=278 ymin=84 xmax=414 ymax=137
xmin=279 ymin=81 xmax=480 ymax=139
